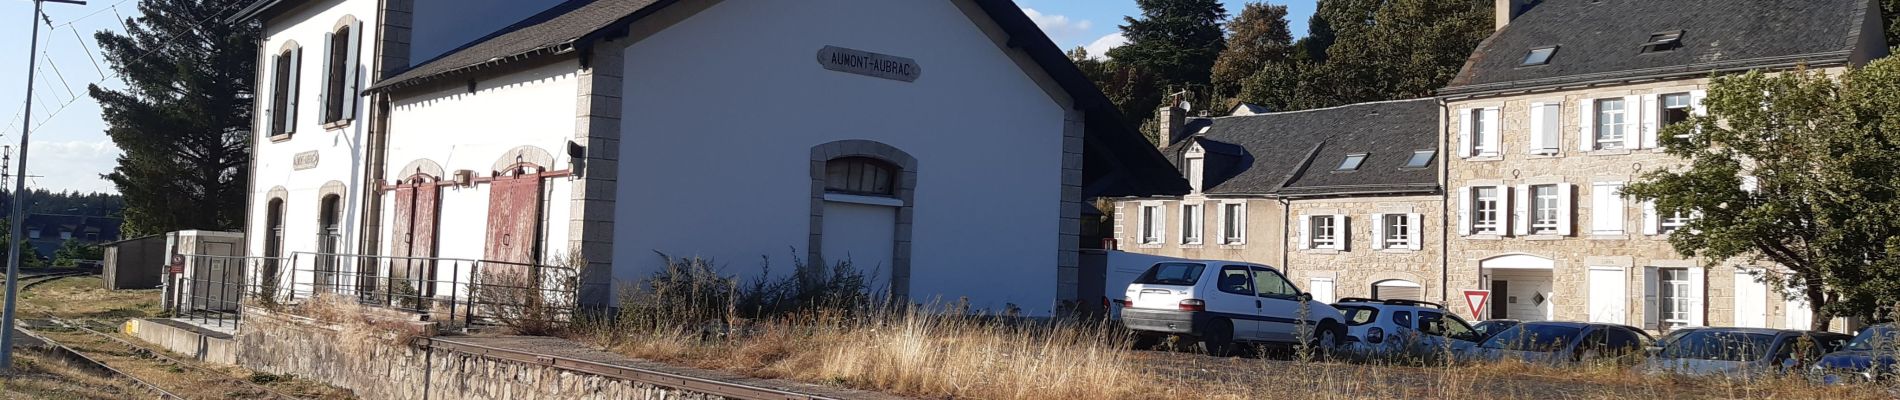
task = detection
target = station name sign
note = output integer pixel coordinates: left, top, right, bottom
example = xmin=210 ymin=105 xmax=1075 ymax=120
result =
xmin=817 ymin=46 xmax=921 ymax=82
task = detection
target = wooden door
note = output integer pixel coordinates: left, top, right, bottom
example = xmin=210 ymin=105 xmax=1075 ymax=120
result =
xmin=484 ymin=171 xmax=544 ymax=282
xmin=390 ymin=176 xmax=440 ymax=296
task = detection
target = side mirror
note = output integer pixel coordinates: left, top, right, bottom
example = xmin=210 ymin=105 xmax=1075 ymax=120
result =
xmin=1298 ymin=293 xmax=1314 ymax=302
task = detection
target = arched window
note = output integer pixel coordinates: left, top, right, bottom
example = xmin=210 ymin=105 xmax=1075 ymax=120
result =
xmin=265 ymin=198 xmax=285 ymax=259
xmin=825 ymin=157 xmax=897 ymax=197
xmin=316 ymin=194 xmax=343 ymax=289
xmin=269 ymin=44 xmax=301 ymax=137
xmin=323 ymin=24 xmax=353 ymax=122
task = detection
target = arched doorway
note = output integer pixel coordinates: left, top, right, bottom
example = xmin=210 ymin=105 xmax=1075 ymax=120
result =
xmin=819 ymin=156 xmax=900 ymax=290
xmin=263 ymin=196 xmax=286 ymax=296
xmin=316 ymin=194 xmax=343 ymax=291
xmin=392 ymin=170 xmax=442 ymax=298
xmin=1479 ymin=254 xmax=1555 ymax=321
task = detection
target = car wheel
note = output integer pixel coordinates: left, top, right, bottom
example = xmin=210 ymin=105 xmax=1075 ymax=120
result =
xmin=1308 ymin=322 xmax=1343 ymax=361
xmin=1132 ymin=333 xmax=1161 ymax=350
xmin=1201 ymin=319 xmax=1236 ymax=356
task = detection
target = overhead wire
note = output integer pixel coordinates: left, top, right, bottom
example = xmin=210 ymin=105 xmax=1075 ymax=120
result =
xmin=17 ymin=0 xmax=254 ymax=137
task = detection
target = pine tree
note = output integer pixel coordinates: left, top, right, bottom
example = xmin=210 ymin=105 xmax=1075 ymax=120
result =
xmin=1108 ymin=0 xmax=1229 ymax=89
xmin=89 ymin=0 xmax=257 ymax=237
xmin=1237 ymin=0 xmax=1492 ymax=111
xmin=1210 ymin=2 xmax=1293 ymax=100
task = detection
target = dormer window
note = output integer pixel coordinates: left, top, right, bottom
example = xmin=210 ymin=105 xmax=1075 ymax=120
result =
xmin=1403 ymin=150 xmax=1435 ymax=169
xmin=1641 ymin=30 xmax=1684 ymax=53
xmin=1520 ymin=46 xmax=1556 ymax=66
xmin=1186 ymin=143 xmax=1205 ymax=193
xmin=1336 ymin=153 xmax=1367 ymax=171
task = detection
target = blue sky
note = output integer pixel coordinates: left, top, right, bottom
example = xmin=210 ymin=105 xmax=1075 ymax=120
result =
xmin=1018 ymin=0 xmax=1317 ymax=58
xmin=0 ymin=0 xmax=1315 ymax=194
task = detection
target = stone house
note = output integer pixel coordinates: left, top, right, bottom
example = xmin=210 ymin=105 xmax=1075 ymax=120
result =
xmin=234 ymin=0 xmax=1185 ymax=316
xmin=1112 ymin=99 xmax=1443 ymax=304
xmin=1438 ymin=0 xmax=1889 ymax=330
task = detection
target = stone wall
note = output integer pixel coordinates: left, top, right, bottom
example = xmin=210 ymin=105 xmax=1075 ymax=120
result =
xmin=1284 ymin=195 xmax=1444 ymax=303
xmin=234 ymin=307 xmax=735 ymax=399
xmin=1111 ymin=197 xmax=1287 ymax=266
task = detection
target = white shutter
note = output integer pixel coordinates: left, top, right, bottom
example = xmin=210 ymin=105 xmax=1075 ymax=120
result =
xmin=284 ymin=47 xmax=301 ymax=134
xmin=264 ymin=53 xmax=279 ymax=135
xmin=1528 ymin=104 xmax=1546 ymax=153
xmin=1644 ymin=266 xmax=1660 ymax=330
xmin=1591 ymin=183 xmax=1624 ymax=234
xmin=1540 ymin=102 xmax=1562 ymax=153
xmin=1370 ymin=213 xmax=1386 ymax=250
xmin=1640 ymin=94 xmax=1660 ymax=148
xmin=342 ymin=19 xmax=364 ymax=121
xmin=1512 ymin=184 xmax=1530 ymax=236
xmin=1458 ymin=188 xmax=1473 ymax=236
xmin=1405 ymin=213 xmax=1423 ymax=250
xmin=1297 ymin=215 xmax=1311 ymax=250
xmin=1689 ymin=90 xmax=1708 ymax=116
xmin=1495 ymin=185 xmax=1512 ymax=237
xmin=1641 ymin=201 xmax=1659 ymax=236
xmin=1556 ymin=183 xmax=1575 ymax=236
xmin=1688 ymin=266 xmax=1706 ymax=327
xmin=1623 ymin=95 xmax=1643 ymax=149
xmin=1457 ymin=108 xmax=1474 ymax=157
xmin=1578 ymin=99 xmax=1596 ymax=151
xmin=1481 ymin=108 xmax=1501 ymax=155
xmin=1333 ymin=214 xmax=1349 ymax=250
xmin=319 ymin=31 xmax=334 ymax=124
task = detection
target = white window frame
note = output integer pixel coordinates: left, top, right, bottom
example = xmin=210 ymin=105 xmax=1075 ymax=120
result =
xmin=1218 ymin=201 xmax=1247 ymax=245
xmin=1659 ymin=210 xmax=1690 ymax=234
xmin=1528 ymin=102 xmax=1562 ymax=155
xmin=1472 ymin=187 xmax=1502 ymax=235
xmin=1529 ymin=184 xmax=1560 ymax=234
xmin=1660 ymin=92 xmax=1693 ymax=136
xmin=1383 ymin=214 xmax=1413 ymax=248
xmin=1186 ymin=147 xmax=1205 ymax=194
xmin=1462 ymin=108 xmax=1501 ymax=157
xmin=1658 ymin=267 xmax=1691 ymax=329
xmin=1595 ymin=98 xmax=1627 ymax=150
xmin=1139 ymin=203 xmax=1164 ymax=245
xmin=1304 ymin=214 xmax=1346 ymax=250
xmin=1180 ymin=203 xmax=1202 ymax=245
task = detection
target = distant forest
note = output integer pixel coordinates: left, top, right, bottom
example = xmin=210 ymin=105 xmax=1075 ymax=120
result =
xmin=0 ymin=189 xmax=124 ymax=218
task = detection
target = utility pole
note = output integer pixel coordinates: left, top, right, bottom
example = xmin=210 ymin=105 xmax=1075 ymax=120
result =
xmin=3 ymin=0 xmax=87 ymax=373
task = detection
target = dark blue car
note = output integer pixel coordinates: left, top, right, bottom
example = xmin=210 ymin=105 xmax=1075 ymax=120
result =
xmin=1814 ymin=323 xmax=1898 ymax=384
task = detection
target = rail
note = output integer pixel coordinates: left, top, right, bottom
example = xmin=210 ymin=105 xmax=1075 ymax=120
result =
xmin=425 ymin=337 xmax=835 ymax=400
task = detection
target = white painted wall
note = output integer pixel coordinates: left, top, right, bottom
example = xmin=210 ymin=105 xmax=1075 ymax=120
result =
xmin=409 ymin=0 xmax=567 ymax=63
xmin=383 ymin=61 xmax=581 ymax=290
xmin=248 ymin=0 xmax=380 ymax=269
xmin=614 ymin=0 xmax=1069 ymax=314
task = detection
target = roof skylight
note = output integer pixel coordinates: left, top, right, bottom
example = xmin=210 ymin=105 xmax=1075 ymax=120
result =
xmin=1403 ymin=150 xmax=1434 ymax=168
xmin=1521 ymin=46 xmax=1557 ymax=66
xmin=1337 ymin=153 xmax=1367 ymax=171
xmin=1642 ymin=30 xmax=1684 ymax=53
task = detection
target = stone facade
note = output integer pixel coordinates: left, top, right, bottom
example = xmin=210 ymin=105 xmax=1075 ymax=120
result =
xmin=1283 ymin=195 xmax=1444 ymax=304
xmin=1442 ymin=74 xmax=1836 ymax=330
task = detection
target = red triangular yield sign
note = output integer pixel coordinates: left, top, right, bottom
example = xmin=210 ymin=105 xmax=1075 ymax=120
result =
xmin=1464 ymin=290 xmax=1491 ymax=318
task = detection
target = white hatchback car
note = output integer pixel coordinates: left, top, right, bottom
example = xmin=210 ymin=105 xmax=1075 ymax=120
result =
xmin=1333 ymin=298 xmax=1482 ymax=361
xmin=1120 ymin=261 xmax=1347 ymax=355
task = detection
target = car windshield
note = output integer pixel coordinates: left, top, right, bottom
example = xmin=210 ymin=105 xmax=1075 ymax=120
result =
xmin=1133 ymin=262 xmax=1205 ymax=286
xmin=1340 ymin=306 xmax=1378 ymax=326
xmin=1845 ymin=325 xmax=1898 ymax=351
xmin=1659 ymin=331 xmax=1775 ymax=362
xmin=1655 ymin=328 xmax=1700 ymax=348
xmin=1473 ymin=321 xmax=1518 ymax=339
xmin=1481 ymin=324 xmax=1582 ymax=351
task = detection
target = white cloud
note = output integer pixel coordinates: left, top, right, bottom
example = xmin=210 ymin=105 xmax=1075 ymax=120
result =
xmin=25 ymin=139 xmax=121 ymax=193
xmin=1082 ymin=32 xmax=1127 ymax=60
xmin=1021 ymin=7 xmax=1094 ymax=45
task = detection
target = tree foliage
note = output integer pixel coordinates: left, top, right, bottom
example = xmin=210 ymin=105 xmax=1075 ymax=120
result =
xmin=1107 ymin=0 xmax=1229 ymax=90
xmin=1622 ymin=60 xmax=1900 ymax=329
xmin=53 ymin=239 xmax=104 ymax=267
xmin=89 ymin=0 xmax=256 ymax=237
xmin=1209 ymin=3 xmax=1292 ymax=99
xmin=1225 ymin=0 xmax=1493 ymax=112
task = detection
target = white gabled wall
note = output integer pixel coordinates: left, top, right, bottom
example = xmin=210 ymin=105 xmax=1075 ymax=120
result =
xmin=613 ymin=0 xmax=1069 ymax=314
xmin=248 ymin=0 xmax=379 ymax=262
xmin=382 ymin=61 xmax=581 ymax=278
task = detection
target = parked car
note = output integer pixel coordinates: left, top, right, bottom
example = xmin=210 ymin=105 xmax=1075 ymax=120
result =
xmin=1121 ymin=261 xmax=1347 ymax=355
xmin=1096 ymin=250 xmax=1198 ymax=321
xmin=1813 ymin=323 xmax=1899 ymax=384
xmin=1471 ymin=319 xmax=1520 ymax=342
xmin=1335 ymin=298 xmax=1482 ymax=361
xmin=1461 ymin=321 xmax=1653 ymax=365
xmin=1639 ymin=328 xmax=1851 ymax=378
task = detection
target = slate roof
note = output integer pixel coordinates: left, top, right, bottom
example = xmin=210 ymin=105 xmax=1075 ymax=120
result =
xmin=334 ymin=0 xmax=1185 ymax=197
xmin=1162 ymin=99 xmax=1439 ymax=197
xmin=1443 ymin=0 xmax=1878 ymax=95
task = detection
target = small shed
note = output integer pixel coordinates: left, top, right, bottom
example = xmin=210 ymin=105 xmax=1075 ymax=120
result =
xmin=102 ymin=235 xmax=167 ymax=290
xmin=158 ymin=231 xmax=247 ymax=314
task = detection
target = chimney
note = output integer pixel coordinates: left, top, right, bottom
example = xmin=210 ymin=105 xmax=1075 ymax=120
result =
xmin=1495 ymin=0 xmax=1526 ymax=31
xmin=1156 ymin=102 xmax=1186 ymax=149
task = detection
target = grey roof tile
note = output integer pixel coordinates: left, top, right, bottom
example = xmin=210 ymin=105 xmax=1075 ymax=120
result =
xmin=1165 ymin=99 xmax=1440 ymax=197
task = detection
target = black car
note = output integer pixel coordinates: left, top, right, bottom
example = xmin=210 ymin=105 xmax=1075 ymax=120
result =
xmin=1813 ymin=323 xmax=1899 ymax=384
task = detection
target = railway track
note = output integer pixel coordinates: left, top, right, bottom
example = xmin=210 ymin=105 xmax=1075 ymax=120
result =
xmin=21 ymin=316 xmax=306 ymax=399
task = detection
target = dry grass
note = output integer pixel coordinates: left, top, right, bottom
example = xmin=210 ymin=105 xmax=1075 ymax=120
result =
xmin=0 ymin=350 xmax=144 ymax=399
xmin=291 ymin=293 xmax=434 ymax=349
xmin=14 ymin=276 xmax=161 ymax=320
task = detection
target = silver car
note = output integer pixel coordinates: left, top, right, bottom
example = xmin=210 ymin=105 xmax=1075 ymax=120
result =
xmin=1639 ymin=327 xmax=1851 ymax=378
xmin=1461 ymin=321 xmax=1653 ymax=365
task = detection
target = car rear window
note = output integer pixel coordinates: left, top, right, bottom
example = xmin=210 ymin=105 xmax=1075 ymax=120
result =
xmin=1340 ymin=306 xmax=1379 ymax=326
xmin=1661 ymin=331 xmax=1774 ymax=361
xmin=1133 ymin=262 xmax=1205 ymax=286
xmin=1482 ymin=324 xmax=1582 ymax=351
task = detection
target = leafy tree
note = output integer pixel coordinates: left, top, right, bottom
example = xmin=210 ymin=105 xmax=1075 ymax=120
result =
xmin=0 ymin=220 xmax=47 ymax=269
xmin=1622 ymin=60 xmax=1900 ymax=330
xmin=1236 ymin=0 xmax=1492 ymax=111
xmin=1885 ymin=0 xmax=1900 ymax=48
xmin=1210 ymin=2 xmax=1293 ymax=99
xmin=89 ymin=0 xmax=256 ymax=237
xmin=53 ymin=239 xmax=104 ymax=267
xmin=1071 ymin=48 xmax=1168 ymax=145
xmin=1108 ymin=0 xmax=1229 ymax=89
